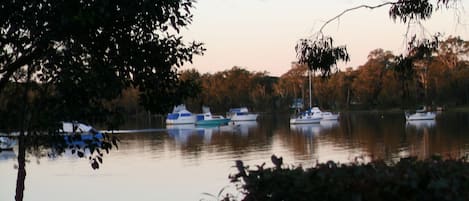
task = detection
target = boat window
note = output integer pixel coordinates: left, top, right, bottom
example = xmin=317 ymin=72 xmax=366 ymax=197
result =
xmin=196 ymin=115 xmax=205 ymax=121
xmin=180 ymin=113 xmax=192 ymax=117
xmin=167 ymin=113 xmax=180 ymax=120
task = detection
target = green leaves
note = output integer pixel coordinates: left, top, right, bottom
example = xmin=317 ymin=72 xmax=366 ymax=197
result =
xmin=296 ymin=36 xmax=350 ymax=78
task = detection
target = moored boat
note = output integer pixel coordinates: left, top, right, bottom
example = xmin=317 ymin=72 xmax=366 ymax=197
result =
xmin=405 ymin=106 xmax=436 ymax=121
xmin=166 ymin=104 xmax=196 ymax=125
xmin=290 ymin=108 xmax=322 ymax=124
xmin=310 ymin=107 xmax=340 ymax=121
xmin=0 ymin=136 xmax=16 ymax=151
xmin=196 ymin=107 xmax=231 ymax=126
xmin=61 ymin=122 xmax=104 ymax=145
xmin=227 ymin=107 xmax=258 ymax=121
xmin=405 ymin=111 xmax=436 ymax=121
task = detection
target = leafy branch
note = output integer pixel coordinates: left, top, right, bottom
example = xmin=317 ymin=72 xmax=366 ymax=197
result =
xmin=317 ymin=0 xmax=460 ymax=36
xmin=297 ymin=0 xmax=460 ymax=78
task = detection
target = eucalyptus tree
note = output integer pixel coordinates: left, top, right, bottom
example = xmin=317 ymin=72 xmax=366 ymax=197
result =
xmin=295 ymin=0 xmax=461 ymax=81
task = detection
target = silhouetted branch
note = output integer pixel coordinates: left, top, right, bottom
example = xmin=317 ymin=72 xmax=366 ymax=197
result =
xmin=318 ymin=2 xmax=395 ymax=35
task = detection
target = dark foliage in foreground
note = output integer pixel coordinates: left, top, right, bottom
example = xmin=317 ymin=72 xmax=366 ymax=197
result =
xmin=228 ymin=155 xmax=469 ymax=201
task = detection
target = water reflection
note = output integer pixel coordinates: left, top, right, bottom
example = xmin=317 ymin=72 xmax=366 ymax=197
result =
xmin=0 ymin=150 xmax=16 ymax=160
xmin=3 ymin=112 xmax=469 ymax=201
xmin=320 ymin=120 xmax=339 ymax=129
xmin=289 ymin=120 xmax=339 ymax=136
xmin=406 ymin=120 xmax=436 ymax=130
xmin=166 ymin=122 xmax=259 ymax=144
xmin=231 ymin=121 xmax=258 ymax=136
xmin=290 ymin=124 xmax=322 ymax=136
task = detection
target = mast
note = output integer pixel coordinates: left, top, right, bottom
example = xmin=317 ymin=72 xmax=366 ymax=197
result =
xmin=308 ymin=69 xmax=312 ymax=109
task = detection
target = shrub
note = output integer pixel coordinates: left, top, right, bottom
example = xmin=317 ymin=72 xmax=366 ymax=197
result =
xmin=227 ymin=155 xmax=469 ymax=201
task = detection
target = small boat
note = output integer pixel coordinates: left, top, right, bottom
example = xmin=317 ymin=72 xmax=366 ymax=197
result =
xmin=196 ymin=107 xmax=231 ymax=126
xmin=227 ymin=107 xmax=258 ymax=121
xmin=61 ymin=121 xmax=101 ymax=135
xmin=310 ymin=107 xmax=340 ymax=121
xmin=0 ymin=136 xmax=16 ymax=151
xmin=61 ymin=122 xmax=103 ymax=145
xmin=405 ymin=107 xmax=436 ymax=121
xmin=290 ymin=108 xmax=322 ymax=124
xmin=166 ymin=104 xmax=196 ymax=125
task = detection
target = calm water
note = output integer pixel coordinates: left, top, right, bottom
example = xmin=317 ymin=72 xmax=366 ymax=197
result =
xmin=1 ymin=111 xmax=469 ymax=201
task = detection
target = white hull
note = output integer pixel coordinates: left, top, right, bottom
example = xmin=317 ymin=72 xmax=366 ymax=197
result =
xmin=321 ymin=112 xmax=340 ymax=121
xmin=406 ymin=112 xmax=436 ymax=121
xmin=290 ymin=117 xmax=321 ymax=124
xmin=166 ymin=116 xmax=196 ymax=125
xmin=227 ymin=107 xmax=258 ymax=121
xmin=230 ymin=114 xmax=258 ymax=121
xmin=310 ymin=108 xmax=340 ymax=121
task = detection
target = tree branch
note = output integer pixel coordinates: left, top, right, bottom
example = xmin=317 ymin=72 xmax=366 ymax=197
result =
xmin=0 ymin=43 xmax=50 ymax=93
xmin=318 ymin=2 xmax=396 ymax=35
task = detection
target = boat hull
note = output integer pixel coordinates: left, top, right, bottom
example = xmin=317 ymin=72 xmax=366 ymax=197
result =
xmin=196 ymin=119 xmax=231 ymax=126
xmin=290 ymin=117 xmax=321 ymax=124
xmin=406 ymin=112 xmax=436 ymax=121
xmin=165 ymin=117 xmax=196 ymax=125
xmin=321 ymin=113 xmax=340 ymax=121
xmin=230 ymin=114 xmax=258 ymax=121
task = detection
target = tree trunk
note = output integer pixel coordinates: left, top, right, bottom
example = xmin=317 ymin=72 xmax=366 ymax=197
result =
xmin=15 ymin=134 xmax=26 ymax=201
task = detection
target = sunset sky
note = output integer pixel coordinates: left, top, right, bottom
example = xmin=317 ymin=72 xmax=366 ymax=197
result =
xmin=181 ymin=0 xmax=469 ymax=76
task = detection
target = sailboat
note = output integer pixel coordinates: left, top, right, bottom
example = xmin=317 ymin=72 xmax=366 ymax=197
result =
xmin=290 ymin=70 xmax=323 ymax=124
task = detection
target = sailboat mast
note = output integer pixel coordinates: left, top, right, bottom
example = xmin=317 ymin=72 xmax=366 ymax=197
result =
xmin=309 ymin=69 xmax=312 ymax=109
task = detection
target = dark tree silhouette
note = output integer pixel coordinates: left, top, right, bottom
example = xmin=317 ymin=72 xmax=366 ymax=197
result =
xmin=296 ymin=0 xmax=460 ymax=78
xmin=0 ymin=1 xmax=204 ymax=200
xmin=0 ymin=0 xmax=204 ymax=126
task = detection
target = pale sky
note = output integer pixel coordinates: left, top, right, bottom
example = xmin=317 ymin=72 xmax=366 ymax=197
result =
xmin=181 ymin=0 xmax=469 ymax=76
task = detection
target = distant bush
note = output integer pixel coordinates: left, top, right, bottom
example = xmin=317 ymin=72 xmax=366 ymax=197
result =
xmin=227 ymin=155 xmax=469 ymax=201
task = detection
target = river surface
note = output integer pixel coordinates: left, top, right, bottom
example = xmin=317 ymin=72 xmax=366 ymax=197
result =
xmin=1 ymin=111 xmax=469 ymax=201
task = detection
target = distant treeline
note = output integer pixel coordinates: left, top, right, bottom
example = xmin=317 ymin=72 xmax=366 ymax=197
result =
xmin=2 ymin=36 xmax=467 ymax=119
xmin=114 ymin=36 xmax=469 ymax=114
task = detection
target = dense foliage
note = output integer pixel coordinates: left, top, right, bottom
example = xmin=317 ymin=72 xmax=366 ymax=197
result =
xmin=0 ymin=0 xmax=204 ymax=130
xmin=296 ymin=37 xmax=350 ymax=78
xmin=228 ymin=155 xmax=469 ymax=201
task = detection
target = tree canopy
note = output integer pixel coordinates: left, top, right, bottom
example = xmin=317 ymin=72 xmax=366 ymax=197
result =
xmin=0 ymin=0 xmax=204 ymax=128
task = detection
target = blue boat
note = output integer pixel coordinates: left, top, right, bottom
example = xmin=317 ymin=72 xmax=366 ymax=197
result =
xmin=196 ymin=107 xmax=231 ymax=126
xmin=61 ymin=122 xmax=103 ymax=146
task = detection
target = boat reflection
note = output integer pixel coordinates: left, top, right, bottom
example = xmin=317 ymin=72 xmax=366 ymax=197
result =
xmin=290 ymin=124 xmax=322 ymax=136
xmin=290 ymin=120 xmax=339 ymax=136
xmin=406 ymin=120 xmax=436 ymax=130
xmin=230 ymin=121 xmax=258 ymax=136
xmin=166 ymin=124 xmax=241 ymax=144
xmin=166 ymin=124 xmax=198 ymax=144
xmin=0 ymin=149 xmax=16 ymax=161
xmin=320 ymin=120 xmax=339 ymax=129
